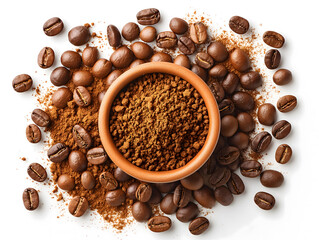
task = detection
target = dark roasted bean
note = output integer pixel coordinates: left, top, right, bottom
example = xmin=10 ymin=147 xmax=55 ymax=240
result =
xmin=72 ymin=125 xmax=92 ymax=149
xmin=228 ymin=132 xmax=249 ymax=150
xmin=106 ymin=70 xmax=122 ymax=86
xmin=176 ymin=202 xmax=199 ymax=223
xmin=68 ymin=196 xmax=89 ymax=217
xmin=12 ymin=74 xmax=33 ymax=92
xmin=209 ymin=166 xmax=231 ymax=187
xmin=251 ymin=131 xmax=272 ymax=153
xmin=132 ymin=201 xmax=152 ymax=222
xmin=207 ymin=41 xmax=228 ymax=62
xmin=61 ymin=51 xmax=82 ymax=69
xmin=155 ymin=182 xmax=179 ymax=193
xmin=99 ymin=171 xmax=118 ymax=190
xmin=131 ymin=41 xmax=153 ymax=59
xmin=180 ymin=172 xmax=204 ymax=191
xmin=232 ymin=92 xmax=255 ymax=111
xmin=81 ymin=171 xmax=95 ymax=190
xmin=148 ymin=185 xmax=162 ymax=204
xmin=72 ymin=70 xmax=93 ymax=87
xmin=52 ymin=87 xmax=72 ymax=108
xmin=87 ymin=147 xmax=107 ymax=165
xmin=160 ymin=193 xmax=178 ymax=214
xmin=189 ymin=22 xmax=207 ymax=44
xmin=37 ymin=47 xmax=55 ymax=68
xmin=173 ymin=184 xmax=191 ymax=207
xmin=47 ymin=143 xmax=69 ymax=163
xmin=82 ymin=46 xmax=98 ymax=67
xmin=263 ymin=31 xmax=285 ymax=48
xmin=114 ymin=167 xmax=131 ymax=182
xmin=240 ymin=71 xmax=262 ymax=90
xmin=105 ymin=189 xmax=126 ymax=207
xmin=126 ymin=182 xmax=139 ymax=200
xmin=277 ymin=95 xmax=297 ymax=112
xmin=218 ymin=99 xmax=235 ymax=117
xmin=227 ymin=173 xmax=245 ymax=195
xmin=57 ymin=174 xmax=75 ymax=190
xmin=136 ymin=183 xmax=152 ymax=202
xmin=275 ymin=144 xmax=292 ymax=164
xmin=214 ymin=186 xmax=233 ymax=206
xmin=107 ymin=25 xmax=121 ymax=47
xmin=273 ymin=69 xmax=292 ymax=85
xmin=43 ymin=17 xmax=63 ymax=36
xmin=174 ymin=54 xmax=191 ymax=69
xmin=68 ymin=150 xmax=87 ymax=172
xmin=110 ymin=46 xmax=134 ymax=68
xmin=169 ymin=17 xmax=188 ymax=34
xmin=195 ymin=52 xmax=214 ymax=69
xmin=230 ymin=48 xmax=250 ymax=72
xmin=26 ymin=124 xmax=41 ymax=143
xmin=73 ymin=86 xmax=91 ymax=107
xmin=237 ymin=112 xmax=255 ymax=132
xmin=31 ymin=108 xmax=50 ymax=127
xmin=189 ymin=217 xmax=209 ymax=235
xmin=260 ymin=170 xmax=284 ymax=188
xmin=139 ymin=26 xmax=157 ymax=42
xmin=265 ymin=49 xmax=281 ymax=69
xmin=27 ymin=163 xmax=47 ymax=182
xmin=221 ymin=115 xmax=238 ymax=137
xmin=178 ymin=36 xmax=196 ymax=55
xmin=222 ymin=72 xmax=239 ymax=95
xmin=50 ymin=67 xmax=71 ymax=86
xmin=272 ymin=120 xmax=291 ymax=139
xmin=207 ymin=79 xmax=225 ymax=102
xmin=191 ymin=64 xmax=207 ymax=81
xmin=240 ymin=160 xmax=263 ymax=178
xmin=122 ymin=22 xmax=140 ymax=41
xmin=209 ymin=64 xmax=228 ymax=79
xmin=92 ymin=58 xmax=112 ymax=78
xmin=136 ymin=8 xmax=160 ymax=25
xmin=217 ymin=146 xmax=240 ymax=165
xmin=150 ymin=52 xmax=172 ymax=62
xmin=229 ymin=16 xmax=249 ymax=34
xmin=193 ymin=186 xmax=215 ymax=208
xmin=156 ymin=31 xmax=177 ymax=49
xmin=254 ymin=192 xmax=275 ymax=210
xmin=22 ymin=188 xmax=39 ymax=211
xmin=148 ymin=216 xmax=172 ymax=232
xmin=257 ymin=103 xmax=277 ymax=126
xmin=68 ymin=26 xmax=90 ymax=46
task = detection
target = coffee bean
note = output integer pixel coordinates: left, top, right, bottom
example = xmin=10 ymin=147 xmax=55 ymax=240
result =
xmin=177 ymin=36 xmax=195 ymax=55
xmin=22 ymin=188 xmax=39 ymax=211
xmin=129 ymin=59 xmax=146 ymax=69
xmin=106 ymin=70 xmax=122 ymax=86
xmin=265 ymin=49 xmax=281 ymax=69
xmin=176 ymin=202 xmax=199 ymax=223
xmin=50 ymin=67 xmax=71 ymax=86
xmin=57 ymin=174 xmax=75 ymax=190
xmin=126 ymin=182 xmax=139 ymax=200
xmin=132 ymin=201 xmax=152 ymax=222
xmin=181 ymin=172 xmax=204 ymax=191
xmin=272 ymin=120 xmax=291 ymax=139
xmin=68 ymin=196 xmax=89 ymax=217
xmin=72 ymin=70 xmax=93 ymax=87
xmin=98 ymin=90 xmax=106 ymax=104
xmin=114 ymin=167 xmax=131 ymax=182
xmin=136 ymin=8 xmax=160 ymax=25
xmin=150 ymin=52 xmax=172 ymax=62
xmin=99 ymin=171 xmax=118 ymax=190
xmin=105 ymin=189 xmax=125 ymax=207
xmin=31 ymin=109 xmax=50 ymax=127
xmin=232 ymin=92 xmax=255 ymax=111
xmin=209 ymin=64 xmax=228 ymax=79
xmin=47 ymin=143 xmax=69 ymax=163
xmin=207 ymin=79 xmax=225 ymax=102
xmin=263 ymin=31 xmax=285 ymax=48
xmin=228 ymin=132 xmax=249 ymax=150
xmin=209 ymin=166 xmax=231 ymax=187
xmin=207 ymin=41 xmax=228 ymax=62
xmin=273 ymin=69 xmax=292 ymax=85
xmin=73 ymin=86 xmax=91 ymax=107
xmin=193 ymin=186 xmax=215 ymax=208
xmin=217 ymin=146 xmax=240 ymax=165
xmin=131 ymin=42 xmax=153 ymax=59
xmin=173 ymin=184 xmax=191 ymax=208
xmin=229 ymin=16 xmax=249 ymax=34
xmin=195 ymin=52 xmax=214 ymax=69
xmin=215 ymin=186 xmax=233 ymax=206
xmin=122 ymin=22 xmax=140 ymax=41
xmin=156 ymin=31 xmax=177 ymax=49
xmin=107 ymin=25 xmax=121 ymax=47
xmin=12 ymin=74 xmax=32 ymax=92
xmin=27 ymin=163 xmax=47 ymax=182
xmin=254 ymin=192 xmax=275 ymax=210
xmin=230 ymin=48 xmax=250 ymax=72
xmin=52 ymin=87 xmax=72 ymax=108
xmin=251 ymin=131 xmax=272 ymax=153
xmin=237 ymin=112 xmax=255 ymax=132
xmin=240 ymin=71 xmax=262 ymax=90
xmin=110 ymin=46 xmax=134 ymax=68
xmin=148 ymin=186 xmax=162 ymax=204
xmin=189 ymin=22 xmax=207 ymax=44
xmin=91 ymin=59 xmax=112 ymax=78
xmin=26 ymin=124 xmax=41 ymax=143
xmin=275 ymin=144 xmax=292 ymax=164
xmin=201 ymin=155 xmax=217 ymax=175
xmin=81 ymin=171 xmax=95 ymax=190
xmin=240 ymin=160 xmax=262 ymax=178
xmin=192 ymin=64 xmax=207 ymax=81
xmin=277 ymin=95 xmax=297 ymax=113
xmin=68 ymin=26 xmax=91 ymax=46
xmin=68 ymin=150 xmax=88 ymax=172
xmin=174 ymin=54 xmax=191 ymax=69
xmin=257 ymin=103 xmax=276 ymax=126
xmin=221 ymin=72 xmax=239 ymax=94
xmin=189 ymin=217 xmax=209 ymax=235
xmin=72 ymin=125 xmax=92 ymax=149
xmin=82 ymin=46 xmax=98 ymax=67
xmin=169 ymin=17 xmax=188 ymax=34
xmin=218 ymin=99 xmax=235 ymax=117
xmin=160 ymin=193 xmax=178 ymax=214
xmin=136 ymin=183 xmax=152 ymax=202
xmin=139 ymin=27 xmax=156 ymax=43
xmin=87 ymin=147 xmax=107 ymax=165
xmin=227 ymin=156 xmax=242 ymax=172
xmin=221 ymin=115 xmax=238 ymax=137
xmin=61 ymin=50 xmax=82 ymax=69
xmin=148 ymin=216 xmax=172 ymax=232
xmin=38 ymin=47 xmax=55 ymax=68
xmin=155 ymin=182 xmax=179 ymax=193
xmin=43 ymin=17 xmax=63 ymax=36
xmin=227 ymin=173 xmax=245 ymax=195
xmin=260 ymin=170 xmax=284 ymax=188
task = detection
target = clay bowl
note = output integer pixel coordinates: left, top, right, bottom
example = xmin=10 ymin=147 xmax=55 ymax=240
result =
xmin=99 ymin=62 xmax=220 ymax=183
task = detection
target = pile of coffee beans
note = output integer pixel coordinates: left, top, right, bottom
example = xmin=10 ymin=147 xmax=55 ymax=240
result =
xmin=14 ymin=9 xmax=296 ymax=236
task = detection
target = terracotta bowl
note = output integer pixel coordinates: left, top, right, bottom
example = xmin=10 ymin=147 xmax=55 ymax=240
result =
xmin=99 ymin=62 xmax=220 ymax=183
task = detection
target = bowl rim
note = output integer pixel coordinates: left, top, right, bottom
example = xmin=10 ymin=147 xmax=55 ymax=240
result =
xmin=98 ymin=62 xmax=220 ymax=183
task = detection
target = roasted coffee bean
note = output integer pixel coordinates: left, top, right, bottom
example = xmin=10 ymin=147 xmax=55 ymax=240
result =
xmin=273 ymin=69 xmax=292 ymax=85
xmin=50 ymin=67 xmax=71 ymax=86
xmin=57 ymin=174 xmax=75 ymax=190
xmin=237 ymin=112 xmax=255 ymax=132
xmin=98 ymin=90 xmax=106 ymax=104
xmin=228 ymin=132 xmax=249 ymax=150
xmin=178 ymin=36 xmax=196 ymax=55
xmin=207 ymin=79 xmax=225 ymax=102
xmin=126 ymin=182 xmax=139 ymax=200
xmin=52 ymin=87 xmax=72 ymax=108
xmin=209 ymin=166 xmax=231 ymax=187
xmin=173 ymin=185 xmax=191 ymax=208
xmin=227 ymin=173 xmax=245 ymax=195
xmin=129 ymin=59 xmax=146 ymax=69
xmin=68 ymin=196 xmax=89 ymax=217
xmin=136 ymin=183 xmax=152 ymax=202
xmin=193 ymin=186 xmax=215 ymax=208
xmin=38 ymin=47 xmax=54 ymax=68
xmin=12 ymin=74 xmax=32 ymax=92
xmin=105 ymin=189 xmax=125 ymax=207
xmin=148 ymin=186 xmax=162 ymax=204
xmin=181 ymin=172 xmax=204 ymax=190
xmin=260 ymin=170 xmax=284 ymax=188
xmin=72 ymin=125 xmax=92 ymax=149
xmin=217 ymin=146 xmax=240 ymax=165
xmin=275 ymin=144 xmax=292 ymax=164
xmin=106 ymin=70 xmax=122 ymax=86
xmin=68 ymin=26 xmax=90 ymax=46
xmin=68 ymin=150 xmax=87 ymax=172
xmin=176 ymin=202 xmax=199 ymax=223
xmin=132 ymin=201 xmax=152 ymax=222
xmin=31 ymin=109 xmax=50 ymax=127
xmin=82 ymin=46 xmax=98 ymax=67
xmin=201 ymin=155 xmax=217 ymax=175
xmin=251 ymin=131 xmax=272 ymax=153
xmin=263 ymin=31 xmax=285 ymax=48
xmin=240 ymin=160 xmax=263 ymax=178
xmin=61 ymin=50 xmax=82 ymax=69
xmin=215 ymin=186 xmax=233 ymax=206
xmin=160 ymin=193 xmax=178 ymax=214
xmin=272 ymin=120 xmax=291 ymax=139
xmin=230 ymin=48 xmax=250 ymax=72
xmin=195 ymin=52 xmax=214 ymax=69
xmin=222 ymin=73 xmax=239 ymax=95
xmin=122 ymin=22 xmax=140 ymax=41
xmin=150 ymin=52 xmax=172 ymax=62
xmin=192 ymin=64 xmax=207 ymax=81
xmin=219 ymin=99 xmax=235 ymax=117
xmin=174 ymin=54 xmax=191 ymax=69
xmin=139 ymin=26 xmax=157 ymax=42
xmin=92 ymin=58 xmax=112 ymax=78
xmin=47 ymin=143 xmax=69 ymax=163
xmin=265 ymin=49 xmax=281 ymax=69
xmin=73 ymin=86 xmax=91 ymax=107
xmin=26 ymin=124 xmax=41 ymax=143
xmin=277 ymin=95 xmax=297 ymax=113
xmin=81 ymin=171 xmax=95 ymax=190
xmin=43 ymin=17 xmax=63 ymax=36
xmin=240 ymin=71 xmax=262 ymax=90
xmin=156 ymin=31 xmax=177 ymax=49
xmin=229 ymin=16 xmax=249 ymax=34
xmin=131 ymin=41 xmax=153 ymax=59
xmin=190 ymin=22 xmax=207 ymax=44
xmin=254 ymin=192 xmax=275 ymax=210
xmin=221 ymin=115 xmax=238 ymax=137
xmin=189 ymin=217 xmax=209 ymax=235
xmin=114 ymin=167 xmax=131 ymax=182
xmin=107 ymin=25 xmax=121 ymax=47
xmin=72 ymin=70 xmax=93 ymax=87
xmin=148 ymin=216 xmax=171 ymax=232
xmin=209 ymin=64 xmax=228 ymax=79
xmin=27 ymin=163 xmax=47 ymax=182
xmin=110 ymin=46 xmax=134 ymax=68
xmin=169 ymin=17 xmax=188 ymax=34
xmin=207 ymin=41 xmax=228 ymax=62
xmin=232 ymin=92 xmax=255 ymax=111
xmin=257 ymin=103 xmax=276 ymax=126
xmin=136 ymin=8 xmax=160 ymax=25
xmin=22 ymin=188 xmax=39 ymax=211
xmin=155 ymin=182 xmax=179 ymax=193
xmin=99 ymin=171 xmax=118 ymax=190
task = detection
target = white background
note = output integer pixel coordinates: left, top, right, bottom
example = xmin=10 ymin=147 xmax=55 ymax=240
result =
xmin=0 ymin=0 xmax=318 ymax=239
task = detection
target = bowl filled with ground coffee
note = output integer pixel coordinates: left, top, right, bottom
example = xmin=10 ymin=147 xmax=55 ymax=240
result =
xmin=99 ymin=62 xmax=220 ymax=183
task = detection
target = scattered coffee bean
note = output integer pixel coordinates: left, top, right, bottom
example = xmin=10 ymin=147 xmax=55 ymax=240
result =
xmin=265 ymin=49 xmax=281 ymax=69
xmin=98 ymin=90 xmax=106 ymax=104
xmin=260 ymin=170 xmax=284 ymax=188
xmin=68 ymin=150 xmax=88 ymax=172
xmin=31 ymin=108 xmax=50 ymax=127
xmin=82 ymin=46 xmax=98 ymax=67
xmin=263 ymin=31 xmax=285 ymax=48
xmin=201 ymin=155 xmax=217 ymax=175
xmin=227 ymin=156 xmax=242 ymax=172
xmin=131 ymin=41 xmax=153 ymax=59
xmin=148 ymin=186 xmax=162 ymax=204
xmin=72 ymin=125 xmax=92 ymax=149
xmin=257 ymin=103 xmax=277 ymax=126
xmin=215 ymin=186 xmax=233 ymax=206
xmin=170 ymin=17 xmax=188 ymax=35
xmin=160 ymin=193 xmax=178 ymax=214
xmin=229 ymin=16 xmax=249 ymax=34
xmin=27 ymin=163 xmax=47 ymax=182
xmin=22 ymin=188 xmax=39 ymax=211
xmin=272 ymin=120 xmax=291 ymax=139
xmin=173 ymin=185 xmax=191 ymax=208
xmin=92 ymin=58 xmax=112 ymax=78
xmin=50 ymin=67 xmax=71 ymax=86
xmin=81 ymin=171 xmax=95 ymax=190
xmin=68 ymin=26 xmax=91 ymax=46
xmin=277 ymin=95 xmax=297 ymax=113
xmin=148 ymin=216 xmax=172 ymax=232
xmin=126 ymin=182 xmax=139 ymax=200
xmin=218 ymin=99 xmax=235 ymax=117
xmin=237 ymin=112 xmax=255 ymax=132
xmin=240 ymin=71 xmax=262 ymax=90
xmin=129 ymin=59 xmax=146 ymax=69
xmin=99 ymin=171 xmax=118 ymax=190
xmin=240 ymin=160 xmax=263 ymax=178
xmin=217 ymin=146 xmax=240 ymax=165
xmin=207 ymin=79 xmax=225 ymax=102
xmin=209 ymin=166 xmax=231 ymax=187
xmin=178 ymin=36 xmax=196 ymax=55
xmin=192 ymin=64 xmax=207 ymax=81
xmin=139 ymin=26 xmax=157 ymax=42
xmin=136 ymin=8 xmax=160 ymax=25
xmin=52 ymin=87 xmax=72 ymax=108
xmin=107 ymin=25 xmax=121 ymax=47
xmin=193 ymin=186 xmax=215 ymax=208
xmin=73 ymin=86 xmax=91 ymax=107
xmin=176 ymin=202 xmax=199 ymax=223
xmin=110 ymin=46 xmax=134 ymax=68
xmin=68 ymin=196 xmax=89 ymax=217
xmin=122 ymin=22 xmax=140 ymax=41
xmin=189 ymin=217 xmax=209 ymax=235
xmin=228 ymin=132 xmax=249 ymax=150
xmin=26 ymin=124 xmax=41 ymax=143
xmin=105 ymin=189 xmax=126 ymax=207
xmin=273 ymin=69 xmax=292 ymax=85
xmin=254 ymin=192 xmax=275 ymax=210
xmin=114 ymin=167 xmax=131 ymax=182
xmin=87 ymin=147 xmax=107 ymax=165
xmin=156 ymin=31 xmax=177 ymax=49
xmin=37 ymin=47 xmax=55 ymax=68
xmin=136 ymin=183 xmax=153 ymax=202
xmin=150 ymin=52 xmax=172 ymax=62
xmin=47 ymin=143 xmax=70 ymax=163
xmin=43 ymin=17 xmax=63 ymax=36
xmin=251 ymin=131 xmax=272 ymax=153
xmin=72 ymin=70 xmax=93 ymax=87
xmin=209 ymin=64 xmax=228 ymax=79
xmin=132 ymin=201 xmax=152 ymax=222
xmin=207 ymin=41 xmax=228 ymax=62
xmin=190 ymin=22 xmax=207 ymax=44
xmin=180 ymin=172 xmax=204 ymax=191
xmin=12 ymin=74 xmax=33 ymax=92
xmin=57 ymin=174 xmax=75 ymax=190
xmin=222 ymin=72 xmax=239 ymax=95
xmin=227 ymin=172 xmax=245 ymax=195
xmin=61 ymin=50 xmax=82 ymax=69
xmin=195 ymin=52 xmax=214 ymax=69
xmin=221 ymin=115 xmax=238 ymax=137
xmin=275 ymin=144 xmax=292 ymax=164
xmin=155 ymin=182 xmax=179 ymax=193
xmin=230 ymin=48 xmax=250 ymax=72
xmin=106 ymin=70 xmax=122 ymax=86
xmin=174 ymin=54 xmax=191 ymax=69
xmin=232 ymin=91 xmax=255 ymax=111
